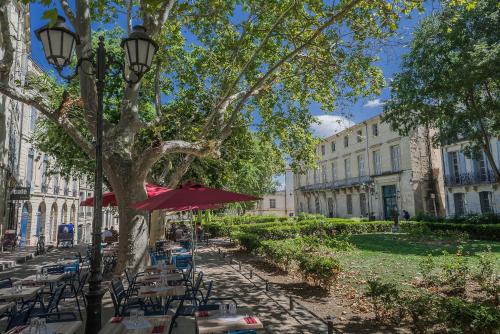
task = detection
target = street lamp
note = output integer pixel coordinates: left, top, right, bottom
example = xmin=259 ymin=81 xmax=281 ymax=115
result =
xmin=36 ymin=15 xmax=157 ymax=333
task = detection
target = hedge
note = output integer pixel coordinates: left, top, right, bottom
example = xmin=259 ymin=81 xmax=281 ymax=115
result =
xmin=204 ymin=219 xmax=500 ymax=241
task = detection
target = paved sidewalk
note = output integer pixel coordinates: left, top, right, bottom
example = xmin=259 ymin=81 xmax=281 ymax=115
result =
xmin=196 ymin=246 xmax=328 ymax=333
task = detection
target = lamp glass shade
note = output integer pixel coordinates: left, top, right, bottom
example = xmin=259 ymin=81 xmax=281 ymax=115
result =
xmin=35 ymin=16 xmax=76 ymax=69
xmin=121 ymin=25 xmax=158 ymax=79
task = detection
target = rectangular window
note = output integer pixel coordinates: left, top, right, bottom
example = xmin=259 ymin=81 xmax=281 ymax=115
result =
xmin=321 ymin=145 xmax=325 ymax=156
xmin=357 ymin=155 xmax=365 ymax=176
xmin=26 ymin=148 xmax=34 ymax=187
xmin=477 ymin=154 xmax=488 ymax=181
xmin=373 ymin=150 xmax=381 ymax=175
xmin=346 ymin=194 xmax=353 ymax=215
xmin=344 ymin=158 xmax=351 ymax=179
xmin=448 ymin=151 xmax=460 ymax=183
xmin=321 ymin=164 xmax=327 ymax=183
xmin=479 ymin=192 xmax=491 ymax=213
xmin=372 ymin=123 xmax=378 ymax=136
xmin=331 ymin=162 xmax=337 ymax=181
xmin=390 ymin=145 xmax=401 ymax=172
xmin=269 ymin=199 xmax=276 ymax=209
xmin=331 ymin=141 xmax=336 ymax=152
xmin=360 ymin=193 xmax=367 ymax=216
xmin=314 ymin=168 xmax=319 ymax=183
xmin=315 ymin=197 xmax=320 ymax=214
xmin=30 ymin=107 xmax=38 ymax=131
xmin=453 ymin=193 xmax=465 ymax=215
xmin=344 ymin=136 xmax=349 ymax=148
xmin=356 ymin=130 xmax=363 ymax=143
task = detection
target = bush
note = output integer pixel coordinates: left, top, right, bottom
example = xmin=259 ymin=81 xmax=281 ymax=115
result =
xmin=365 ymin=278 xmax=403 ymax=323
xmin=257 ymin=238 xmax=342 ymax=289
xmin=440 ymin=297 xmax=500 ymax=334
xmin=232 ymin=232 xmax=260 ymax=252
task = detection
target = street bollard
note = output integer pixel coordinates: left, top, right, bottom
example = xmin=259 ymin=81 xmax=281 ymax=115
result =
xmin=265 ymin=280 xmax=269 ymax=291
xmin=326 ymin=315 xmax=335 ymax=334
xmin=289 ymin=296 xmax=294 ymax=310
xmin=238 ymin=262 xmax=242 ymax=271
xmin=218 ymin=248 xmax=221 ymax=255
xmin=250 ymin=270 xmax=253 ymax=279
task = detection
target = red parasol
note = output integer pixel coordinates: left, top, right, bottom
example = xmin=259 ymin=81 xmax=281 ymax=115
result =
xmin=80 ymin=183 xmax=170 ymax=207
xmin=131 ymin=182 xmax=260 ymax=211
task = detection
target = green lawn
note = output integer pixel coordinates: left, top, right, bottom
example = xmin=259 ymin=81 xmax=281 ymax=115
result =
xmin=339 ymin=233 xmax=500 ymax=285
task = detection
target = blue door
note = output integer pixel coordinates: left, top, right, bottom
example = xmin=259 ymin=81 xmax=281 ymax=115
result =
xmin=19 ymin=204 xmax=29 ymax=247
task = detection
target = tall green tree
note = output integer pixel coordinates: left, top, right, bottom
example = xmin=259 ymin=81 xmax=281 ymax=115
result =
xmin=0 ymin=0 xmax=422 ymax=270
xmin=383 ymin=0 xmax=500 ymax=181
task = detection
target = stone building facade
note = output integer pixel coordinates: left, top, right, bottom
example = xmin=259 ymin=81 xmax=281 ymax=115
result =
xmin=0 ymin=2 xmax=114 ymax=247
xmin=0 ymin=0 xmax=31 ymax=238
xmin=249 ymin=168 xmax=295 ymax=217
xmin=441 ymin=138 xmax=499 ymax=216
xmin=294 ymin=114 xmax=445 ymax=220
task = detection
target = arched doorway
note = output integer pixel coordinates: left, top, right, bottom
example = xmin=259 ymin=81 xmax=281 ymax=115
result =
xmin=49 ymin=203 xmax=58 ymax=244
xmin=19 ymin=202 xmax=31 ymax=247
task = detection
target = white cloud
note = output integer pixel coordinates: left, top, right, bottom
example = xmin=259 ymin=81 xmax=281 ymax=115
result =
xmin=363 ymin=98 xmax=385 ymax=108
xmin=311 ymin=115 xmax=354 ymax=139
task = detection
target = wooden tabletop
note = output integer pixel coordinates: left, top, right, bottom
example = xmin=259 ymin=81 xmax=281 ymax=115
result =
xmin=7 ymin=320 xmax=82 ymax=334
xmin=137 ymin=273 xmax=183 ymax=283
xmin=144 ymin=264 xmax=176 ymax=272
xmin=196 ymin=310 xmax=264 ymax=334
xmin=0 ymin=301 xmax=14 ymax=314
xmin=0 ymin=286 xmax=42 ymax=301
xmin=137 ymin=285 xmax=185 ymax=298
xmin=21 ymin=273 xmax=67 ymax=284
xmin=99 ymin=315 xmax=171 ymax=334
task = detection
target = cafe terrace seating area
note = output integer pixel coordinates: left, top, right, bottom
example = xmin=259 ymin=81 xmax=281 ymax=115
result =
xmin=0 ymin=237 xmax=270 ymax=334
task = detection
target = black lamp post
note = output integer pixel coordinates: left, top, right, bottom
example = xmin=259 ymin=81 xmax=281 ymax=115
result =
xmin=36 ymin=16 xmax=157 ymax=333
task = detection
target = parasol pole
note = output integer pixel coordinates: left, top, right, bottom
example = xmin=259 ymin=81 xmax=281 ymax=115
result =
xmin=190 ymin=207 xmax=196 ymax=288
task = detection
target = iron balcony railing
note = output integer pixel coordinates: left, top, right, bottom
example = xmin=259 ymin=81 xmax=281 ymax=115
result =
xmin=64 ymin=187 xmax=70 ymax=196
xmin=53 ymin=186 xmax=59 ymax=195
xmin=299 ymin=175 xmax=373 ymax=192
xmin=444 ymin=170 xmax=497 ymax=187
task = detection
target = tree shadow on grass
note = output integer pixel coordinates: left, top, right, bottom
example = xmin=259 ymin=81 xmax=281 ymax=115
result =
xmin=335 ymin=315 xmax=405 ymax=334
xmin=274 ymin=281 xmax=330 ymax=301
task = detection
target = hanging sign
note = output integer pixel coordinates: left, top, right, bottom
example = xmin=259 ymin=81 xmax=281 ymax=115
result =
xmin=10 ymin=186 xmax=31 ymax=200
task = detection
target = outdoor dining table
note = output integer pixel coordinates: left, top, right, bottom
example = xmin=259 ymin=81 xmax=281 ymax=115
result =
xmin=195 ymin=309 xmax=264 ymax=334
xmin=137 ymin=285 xmax=186 ymax=299
xmin=0 ymin=286 xmax=42 ymax=302
xmin=145 ymin=264 xmax=176 ymax=272
xmin=21 ymin=272 xmax=67 ymax=285
xmin=137 ymin=272 xmax=184 ymax=284
xmin=6 ymin=320 xmax=82 ymax=334
xmin=99 ymin=315 xmax=171 ymax=334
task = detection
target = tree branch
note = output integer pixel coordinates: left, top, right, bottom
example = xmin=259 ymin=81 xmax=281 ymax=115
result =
xmin=214 ymin=2 xmax=296 ymax=114
xmin=126 ymin=0 xmax=133 ymax=34
xmin=75 ymin=0 xmax=98 ymax=136
xmin=60 ymin=0 xmax=78 ymax=29
xmin=137 ymin=140 xmax=218 ymax=178
xmin=141 ymin=0 xmax=176 ymax=36
xmin=220 ymin=0 xmax=362 ymax=139
xmin=0 ymin=82 xmax=95 ymax=157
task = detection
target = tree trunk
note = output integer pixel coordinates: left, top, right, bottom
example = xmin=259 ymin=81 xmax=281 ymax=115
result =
xmin=107 ymin=170 xmax=149 ymax=274
xmin=483 ymin=144 xmax=500 ymax=183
